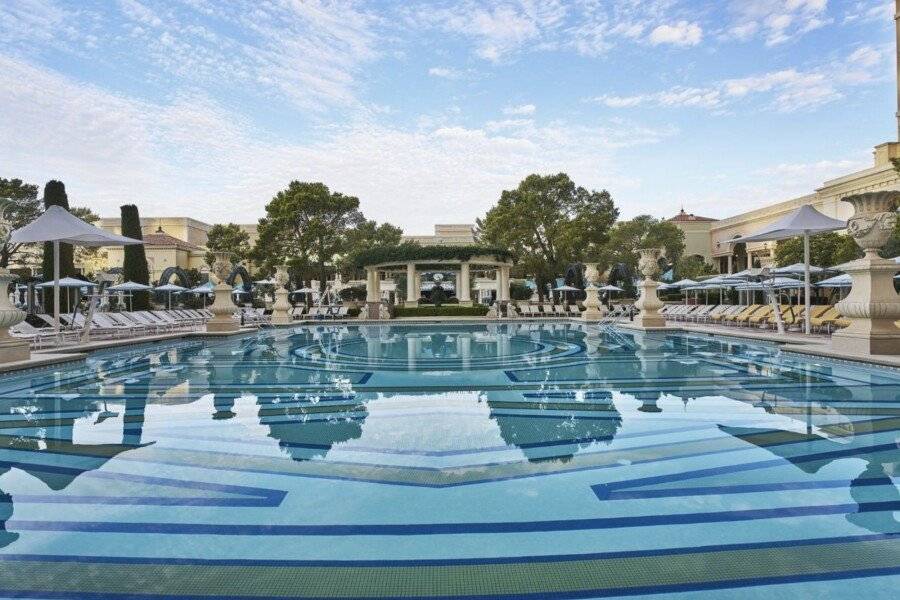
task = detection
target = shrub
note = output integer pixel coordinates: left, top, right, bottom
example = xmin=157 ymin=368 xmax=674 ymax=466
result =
xmin=352 ymin=242 xmax=513 ymax=268
xmin=394 ymin=304 xmax=490 ymax=318
xmin=510 ymin=281 xmax=533 ymax=301
xmin=120 ymin=205 xmax=151 ymax=310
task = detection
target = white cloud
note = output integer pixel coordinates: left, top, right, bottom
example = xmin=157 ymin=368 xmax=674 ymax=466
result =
xmin=503 ymin=103 xmax=536 ymax=115
xmin=593 ymin=45 xmax=887 ymax=113
xmin=724 ymin=0 xmax=832 ymax=46
xmin=648 ymin=21 xmax=703 ymax=46
xmin=428 ymin=66 xmax=463 ymax=79
xmin=843 ymin=1 xmax=893 ymax=24
xmin=0 ymin=55 xmax=671 ymax=233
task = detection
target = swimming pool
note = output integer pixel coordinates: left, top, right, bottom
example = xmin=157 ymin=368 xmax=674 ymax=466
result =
xmin=0 ymin=322 xmax=898 ymax=599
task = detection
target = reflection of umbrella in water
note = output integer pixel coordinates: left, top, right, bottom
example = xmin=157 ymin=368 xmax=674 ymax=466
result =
xmin=719 ymin=422 xmax=899 ymax=534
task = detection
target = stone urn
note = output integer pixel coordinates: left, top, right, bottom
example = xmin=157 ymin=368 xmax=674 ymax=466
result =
xmin=581 ymin=284 xmax=605 ymax=321
xmin=633 ymin=248 xmax=665 ymax=329
xmin=832 ymin=191 xmax=900 ymax=355
xmin=271 ymin=264 xmax=293 ymax=326
xmin=211 ymin=251 xmax=232 ymax=286
xmin=842 ymin=191 xmax=898 ymax=258
xmin=637 ymin=248 xmax=662 ymax=280
xmin=584 ymin=263 xmax=600 ymax=286
xmin=0 ymin=268 xmax=29 ymax=363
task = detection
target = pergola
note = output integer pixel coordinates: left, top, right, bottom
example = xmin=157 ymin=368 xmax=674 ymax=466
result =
xmin=355 ymin=245 xmax=514 ymax=319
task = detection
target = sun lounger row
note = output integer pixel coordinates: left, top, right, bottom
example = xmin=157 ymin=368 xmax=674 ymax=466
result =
xmin=290 ymin=305 xmax=351 ymax=320
xmin=515 ymin=304 xmax=581 ymax=318
xmin=10 ymin=309 xmax=211 ymax=348
xmin=661 ymin=304 xmax=851 ymax=332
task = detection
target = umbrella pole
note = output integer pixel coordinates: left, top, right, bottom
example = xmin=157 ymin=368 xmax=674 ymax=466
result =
xmin=53 ymin=240 xmax=60 ymax=333
xmin=803 ymin=232 xmax=811 ymax=335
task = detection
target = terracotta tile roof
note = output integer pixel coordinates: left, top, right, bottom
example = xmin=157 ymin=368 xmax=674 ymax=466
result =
xmin=142 ymin=232 xmax=202 ymax=251
xmin=669 ymin=208 xmax=717 ymax=223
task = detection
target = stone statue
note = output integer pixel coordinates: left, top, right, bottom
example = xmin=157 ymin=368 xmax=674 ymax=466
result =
xmin=632 ymin=248 xmax=665 ymax=329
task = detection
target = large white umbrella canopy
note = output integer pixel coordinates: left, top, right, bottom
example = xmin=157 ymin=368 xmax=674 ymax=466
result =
xmin=740 ymin=205 xmax=845 ymax=334
xmin=597 ymin=284 xmax=624 ymax=292
xmin=816 ymin=273 xmax=853 ymax=288
xmin=9 ymin=206 xmax=143 ymax=331
xmin=667 ymin=278 xmax=697 ymax=289
xmin=552 ymin=285 xmax=580 ymax=291
xmin=107 ymin=281 xmax=152 ymax=292
xmin=34 ymin=277 xmax=96 ymax=288
xmin=190 ymin=281 xmax=215 ymax=293
xmin=772 ymin=262 xmax=830 ymax=276
xmin=155 ymin=283 xmax=186 ymax=310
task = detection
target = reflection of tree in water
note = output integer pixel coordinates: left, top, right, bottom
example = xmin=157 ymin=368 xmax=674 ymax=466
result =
xmin=261 ymin=406 xmax=368 ymax=462
xmin=487 ymin=391 xmax=621 ymax=463
xmin=0 ymin=359 xmax=152 ymax=549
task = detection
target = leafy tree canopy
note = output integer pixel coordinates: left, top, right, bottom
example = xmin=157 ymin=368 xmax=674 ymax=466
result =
xmin=252 ymin=181 xmax=365 ymax=287
xmin=205 ymin=223 xmax=251 ymax=267
xmin=599 ymin=215 xmax=685 ymax=277
xmin=0 ymin=177 xmax=41 ymax=268
xmin=340 ymin=219 xmax=403 ymax=274
xmin=476 ymin=173 xmax=618 ymax=299
xmin=774 ymin=231 xmax=862 ymax=268
xmin=674 ymin=254 xmax=716 ymax=280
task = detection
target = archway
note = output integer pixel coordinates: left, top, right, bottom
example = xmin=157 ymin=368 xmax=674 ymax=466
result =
xmin=158 ymin=266 xmax=192 ymax=288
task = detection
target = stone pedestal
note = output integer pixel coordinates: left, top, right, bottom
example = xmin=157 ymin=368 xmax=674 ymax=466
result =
xmin=0 ymin=270 xmax=29 ymax=363
xmin=206 ymin=253 xmax=238 ymax=333
xmin=634 ymin=280 xmax=666 ymax=328
xmin=832 ymin=256 xmax=900 ymax=355
xmin=632 ymin=248 xmax=666 ymax=329
xmin=270 ymin=265 xmax=292 ymax=326
xmin=582 ymin=284 xmax=606 ymax=321
xmin=271 ymin=288 xmax=292 ymax=325
xmin=829 ymin=191 xmax=900 ymax=355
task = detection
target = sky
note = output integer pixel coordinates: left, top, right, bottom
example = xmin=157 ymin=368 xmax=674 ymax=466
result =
xmin=0 ymin=0 xmax=896 ymax=235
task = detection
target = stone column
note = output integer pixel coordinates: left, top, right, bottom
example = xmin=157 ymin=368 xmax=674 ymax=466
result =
xmin=207 ymin=252 xmax=239 ymax=333
xmin=271 ymin=264 xmax=292 ymax=326
xmin=0 ymin=268 xmax=29 ymax=363
xmin=406 ymin=263 xmax=418 ymax=307
xmin=499 ymin=265 xmax=510 ymax=302
xmin=832 ymin=191 xmax=900 ymax=355
xmin=633 ymin=248 xmax=666 ymax=329
xmin=458 ymin=262 xmax=472 ymax=305
xmin=365 ymin=268 xmax=382 ymax=319
xmin=727 ymin=254 xmax=733 ymax=275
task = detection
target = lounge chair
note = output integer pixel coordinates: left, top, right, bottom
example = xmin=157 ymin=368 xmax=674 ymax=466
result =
xmin=568 ymin=305 xmax=581 ymax=317
xmin=725 ymin=304 xmax=761 ymax=325
xmin=746 ymin=305 xmax=775 ymax=327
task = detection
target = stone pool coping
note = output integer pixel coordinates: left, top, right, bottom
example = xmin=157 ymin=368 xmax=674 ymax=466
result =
xmin=2 ymin=318 xmax=898 ymax=374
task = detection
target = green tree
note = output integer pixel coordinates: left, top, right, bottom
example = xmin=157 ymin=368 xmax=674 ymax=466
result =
xmin=774 ymin=231 xmax=862 ymax=268
xmin=599 ymin=215 xmax=685 ymax=279
xmin=340 ymin=219 xmax=403 ymax=277
xmin=880 ymin=214 xmax=900 ymax=259
xmin=205 ymin=223 xmax=251 ymax=267
xmin=252 ymin=181 xmax=365 ymax=289
xmin=476 ymin=173 xmax=618 ymax=300
xmin=0 ymin=178 xmax=41 ymax=269
xmin=120 ymin=204 xmax=151 ymax=310
xmin=40 ymin=181 xmax=76 ymax=312
xmin=674 ymin=254 xmax=716 ymax=280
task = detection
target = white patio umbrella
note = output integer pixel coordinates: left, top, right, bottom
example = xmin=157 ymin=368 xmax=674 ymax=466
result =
xmin=107 ymin=281 xmax=152 ymax=311
xmin=740 ymin=205 xmax=846 ymax=334
xmin=189 ymin=281 xmax=214 ymax=307
xmin=9 ymin=206 xmax=142 ymax=331
xmin=772 ymin=262 xmax=830 ymax=276
xmin=154 ymin=282 xmax=187 ymax=309
xmin=667 ymin=278 xmax=698 ymax=289
xmin=553 ymin=284 xmax=580 ymax=304
xmin=816 ymin=273 xmax=852 ymax=288
xmin=34 ymin=278 xmax=97 ymax=319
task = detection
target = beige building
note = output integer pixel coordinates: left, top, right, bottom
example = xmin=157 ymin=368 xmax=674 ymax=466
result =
xmin=402 ymin=224 xmax=476 ymax=246
xmin=667 ymin=209 xmax=718 ymax=263
xmin=93 ymin=217 xmax=258 ymax=283
xmin=696 ymin=142 xmax=900 ymax=274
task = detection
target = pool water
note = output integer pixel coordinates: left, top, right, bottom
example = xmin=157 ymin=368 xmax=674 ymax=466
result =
xmin=0 ymin=322 xmax=898 ymax=599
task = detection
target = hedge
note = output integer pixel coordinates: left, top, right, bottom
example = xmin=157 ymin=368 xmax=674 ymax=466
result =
xmin=394 ymin=304 xmax=490 ymax=318
xmin=352 ymin=243 xmax=513 ymax=268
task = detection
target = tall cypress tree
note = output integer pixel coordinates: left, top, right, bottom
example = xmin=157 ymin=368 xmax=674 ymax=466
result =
xmin=40 ymin=180 xmax=75 ymax=312
xmin=120 ymin=205 xmax=151 ymax=310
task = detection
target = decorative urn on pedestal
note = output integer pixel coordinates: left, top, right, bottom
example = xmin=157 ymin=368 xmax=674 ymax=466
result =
xmin=632 ymin=248 xmax=666 ymax=329
xmin=581 ymin=263 xmax=606 ymax=321
xmin=207 ymin=251 xmax=239 ymax=333
xmin=271 ymin=264 xmax=293 ymax=326
xmin=0 ymin=268 xmax=29 ymax=363
xmin=831 ymin=191 xmax=900 ymax=355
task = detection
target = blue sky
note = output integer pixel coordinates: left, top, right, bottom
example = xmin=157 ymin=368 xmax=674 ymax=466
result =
xmin=0 ymin=0 xmax=895 ymax=234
